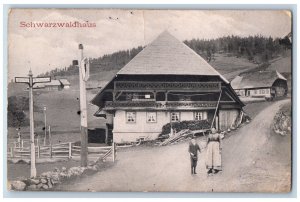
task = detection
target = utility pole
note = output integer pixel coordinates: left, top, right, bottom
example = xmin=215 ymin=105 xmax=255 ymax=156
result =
xmin=77 ymin=44 xmax=89 ymax=167
xmin=15 ymin=69 xmax=51 ymax=178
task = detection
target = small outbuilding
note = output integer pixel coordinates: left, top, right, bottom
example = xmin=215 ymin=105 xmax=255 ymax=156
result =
xmin=44 ymin=80 xmax=62 ymax=91
xmin=26 ymin=83 xmax=46 ymax=90
xmin=59 ymin=79 xmax=71 ymax=89
xmin=231 ymin=70 xmax=288 ymax=100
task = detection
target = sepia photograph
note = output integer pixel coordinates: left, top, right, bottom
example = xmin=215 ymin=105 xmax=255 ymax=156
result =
xmin=6 ymin=9 xmax=292 ymax=193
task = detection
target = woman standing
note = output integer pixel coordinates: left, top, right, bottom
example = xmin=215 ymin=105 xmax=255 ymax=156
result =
xmin=205 ymin=128 xmax=222 ymax=175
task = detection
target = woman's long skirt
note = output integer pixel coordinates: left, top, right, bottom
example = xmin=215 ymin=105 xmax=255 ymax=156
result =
xmin=206 ymin=141 xmax=222 ymax=170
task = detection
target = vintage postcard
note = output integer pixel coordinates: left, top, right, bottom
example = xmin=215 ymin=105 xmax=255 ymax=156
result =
xmin=7 ymin=9 xmax=292 ymax=192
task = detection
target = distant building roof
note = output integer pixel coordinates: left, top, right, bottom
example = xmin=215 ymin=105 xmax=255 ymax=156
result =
xmin=33 ymin=83 xmax=46 ymax=88
xmin=45 ymin=80 xmax=61 ymax=86
xmin=231 ymin=70 xmax=287 ymax=89
xmin=59 ymin=79 xmax=71 ymax=85
xmin=117 ymin=31 xmax=229 ymax=83
xmin=27 ymin=83 xmax=45 ymax=89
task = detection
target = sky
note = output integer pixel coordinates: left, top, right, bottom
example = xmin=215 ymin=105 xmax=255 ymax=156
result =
xmin=8 ymin=9 xmax=291 ymax=81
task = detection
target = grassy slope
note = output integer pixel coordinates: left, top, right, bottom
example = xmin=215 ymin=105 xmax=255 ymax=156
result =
xmin=268 ymin=51 xmax=292 ymax=73
xmin=7 ymin=72 xmax=113 ymax=142
xmin=209 ymin=53 xmax=258 ymax=81
xmin=210 ymin=51 xmax=291 ymax=81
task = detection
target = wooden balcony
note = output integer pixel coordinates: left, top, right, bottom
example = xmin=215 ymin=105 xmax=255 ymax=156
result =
xmin=114 ymin=81 xmax=221 ymax=92
xmin=103 ymin=101 xmax=218 ymax=110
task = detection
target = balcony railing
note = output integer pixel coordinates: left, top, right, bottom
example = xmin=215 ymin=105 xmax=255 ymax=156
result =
xmin=103 ymin=101 xmax=217 ymax=110
xmin=114 ymin=81 xmax=221 ymax=91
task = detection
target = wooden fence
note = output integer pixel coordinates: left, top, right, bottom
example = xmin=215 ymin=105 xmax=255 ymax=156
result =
xmin=7 ymin=142 xmax=116 ymax=162
xmin=8 ymin=139 xmax=39 ymax=149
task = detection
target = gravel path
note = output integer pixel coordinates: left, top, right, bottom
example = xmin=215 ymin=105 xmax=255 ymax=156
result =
xmin=55 ymin=99 xmax=291 ymax=192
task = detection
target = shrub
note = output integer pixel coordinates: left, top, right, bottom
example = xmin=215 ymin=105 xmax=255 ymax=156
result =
xmin=160 ymin=120 xmax=210 ymax=136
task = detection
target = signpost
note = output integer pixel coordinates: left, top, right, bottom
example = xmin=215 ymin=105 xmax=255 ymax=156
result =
xmin=15 ymin=69 xmax=51 ymax=178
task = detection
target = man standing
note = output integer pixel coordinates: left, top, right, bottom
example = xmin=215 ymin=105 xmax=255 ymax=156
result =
xmin=188 ymin=138 xmax=201 ymax=175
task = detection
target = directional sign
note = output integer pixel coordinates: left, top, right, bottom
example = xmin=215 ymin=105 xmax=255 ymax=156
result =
xmin=33 ymin=77 xmax=51 ymax=84
xmin=80 ymin=57 xmax=90 ymax=82
xmin=15 ymin=77 xmax=30 ymax=83
xmin=14 ymin=70 xmax=51 ymax=178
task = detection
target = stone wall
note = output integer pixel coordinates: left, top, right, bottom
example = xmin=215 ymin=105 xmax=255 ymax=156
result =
xmin=8 ymin=164 xmax=100 ymax=191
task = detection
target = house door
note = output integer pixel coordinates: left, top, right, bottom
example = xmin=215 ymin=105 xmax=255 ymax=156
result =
xmin=88 ymin=128 xmax=106 ymax=144
xmin=219 ymin=110 xmax=239 ymax=130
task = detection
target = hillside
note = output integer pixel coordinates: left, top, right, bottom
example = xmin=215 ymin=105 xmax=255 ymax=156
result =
xmin=37 ymin=34 xmax=291 ymax=80
xmin=7 ymin=52 xmax=291 ymax=141
xmin=6 ymin=71 xmax=114 ymax=141
xmin=209 ymin=53 xmax=258 ymax=81
xmin=7 ymin=33 xmax=292 ymax=140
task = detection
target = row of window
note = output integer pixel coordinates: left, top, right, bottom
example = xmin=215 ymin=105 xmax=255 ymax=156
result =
xmin=126 ymin=111 xmax=208 ymax=123
xmin=235 ymin=89 xmax=271 ymax=96
xmin=253 ymin=89 xmax=270 ymax=95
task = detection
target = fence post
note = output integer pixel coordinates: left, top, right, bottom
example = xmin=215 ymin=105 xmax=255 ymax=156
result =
xmin=49 ymin=126 xmax=51 ymax=145
xmin=21 ymin=140 xmax=24 ymax=149
xmin=11 ymin=147 xmax=14 ymax=158
xmin=37 ymin=146 xmax=40 ymax=158
xmin=50 ymin=144 xmax=53 ymax=158
xmin=115 ymin=143 xmax=117 ymax=162
xmin=112 ymin=142 xmax=115 ymax=162
xmin=69 ymin=142 xmax=72 ymax=159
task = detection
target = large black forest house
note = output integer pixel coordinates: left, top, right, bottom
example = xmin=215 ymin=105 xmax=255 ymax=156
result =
xmin=91 ymin=31 xmax=245 ymax=143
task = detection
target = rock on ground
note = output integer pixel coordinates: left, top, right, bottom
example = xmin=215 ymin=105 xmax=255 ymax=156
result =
xmin=27 ymin=184 xmax=37 ymax=191
xmin=11 ymin=181 xmax=26 ymax=191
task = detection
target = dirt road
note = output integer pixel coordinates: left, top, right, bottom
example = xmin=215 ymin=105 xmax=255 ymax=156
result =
xmin=55 ymin=99 xmax=291 ymax=192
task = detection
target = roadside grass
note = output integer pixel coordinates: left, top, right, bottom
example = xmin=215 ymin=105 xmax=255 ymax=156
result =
xmin=279 ymin=101 xmax=292 ymax=116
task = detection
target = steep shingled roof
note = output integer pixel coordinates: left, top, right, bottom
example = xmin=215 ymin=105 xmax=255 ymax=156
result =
xmin=231 ymin=70 xmax=287 ymax=89
xmin=91 ymin=31 xmax=244 ymax=107
xmin=117 ymin=31 xmax=229 ymax=83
